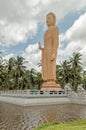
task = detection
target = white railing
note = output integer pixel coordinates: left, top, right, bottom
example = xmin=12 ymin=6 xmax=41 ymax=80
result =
xmin=0 ymin=89 xmax=67 ymax=97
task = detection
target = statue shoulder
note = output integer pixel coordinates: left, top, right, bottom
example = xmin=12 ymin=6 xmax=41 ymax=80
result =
xmin=53 ymin=26 xmax=59 ymax=31
xmin=44 ymin=26 xmax=59 ymax=34
xmin=52 ymin=26 xmax=59 ymax=35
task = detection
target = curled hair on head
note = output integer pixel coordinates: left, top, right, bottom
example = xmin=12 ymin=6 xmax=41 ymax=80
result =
xmin=47 ymin=12 xmax=56 ymax=22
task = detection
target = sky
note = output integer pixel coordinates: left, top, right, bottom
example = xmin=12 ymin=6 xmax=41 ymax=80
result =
xmin=0 ymin=0 xmax=86 ymax=71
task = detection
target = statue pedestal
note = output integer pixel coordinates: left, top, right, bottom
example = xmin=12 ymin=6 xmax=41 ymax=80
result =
xmin=41 ymin=81 xmax=61 ymax=90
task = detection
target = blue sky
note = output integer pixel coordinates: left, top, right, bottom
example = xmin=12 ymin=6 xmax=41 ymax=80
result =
xmin=0 ymin=0 xmax=86 ymax=70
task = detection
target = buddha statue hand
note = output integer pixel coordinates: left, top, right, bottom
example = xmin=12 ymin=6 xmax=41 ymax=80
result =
xmin=51 ymin=53 xmax=55 ymax=61
xmin=38 ymin=42 xmax=44 ymax=51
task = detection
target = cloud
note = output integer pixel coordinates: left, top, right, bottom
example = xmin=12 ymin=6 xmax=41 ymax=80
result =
xmin=22 ymin=43 xmax=41 ymax=70
xmin=59 ymin=13 xmax=86 ymax=69
xmin=62 ymin=13 xmax=86 ymax=43
xmin=3 ymin=53 xmax=14 ymax=60
xmin=80 ymin=47 xmax=86 ymax=70
xmin=0 ymin=0 xmax=86 ymax=46
xmin=0 ymin=20 xmax=37 ymax=46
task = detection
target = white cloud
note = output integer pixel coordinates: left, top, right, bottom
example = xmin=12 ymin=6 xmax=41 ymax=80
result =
xmin=3 ymin=53 xmax=14 ymax=60
xmin=0 ymin=20 xmax=37 ymax=46
xmin=0 ymin=0 xmax=86 ymax=46
xmin=62 ymin=13 xmax=86 ymax=42
xmin=22 ymin=43 xmax=41 ymax=70
xmin=59 ymin=13 xmax=86 ymax=69
xmin=80 ymin=47 xmax=86 ymax=70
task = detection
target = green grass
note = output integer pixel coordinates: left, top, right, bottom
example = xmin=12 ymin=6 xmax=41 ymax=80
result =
xmin=33 ymin=119 xmax=86 ymax=130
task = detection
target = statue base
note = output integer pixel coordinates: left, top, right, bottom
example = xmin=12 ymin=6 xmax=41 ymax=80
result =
xmin=41 ymin=81 xmax=61 ymax=90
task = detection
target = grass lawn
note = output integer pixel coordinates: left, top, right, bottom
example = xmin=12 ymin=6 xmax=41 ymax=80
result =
xmin=33 ymin=119 xmax=86 ymax=130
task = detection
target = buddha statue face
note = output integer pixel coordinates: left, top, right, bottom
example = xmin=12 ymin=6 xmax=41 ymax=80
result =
xmin=46 ymin=12 xmax=56 ymax=27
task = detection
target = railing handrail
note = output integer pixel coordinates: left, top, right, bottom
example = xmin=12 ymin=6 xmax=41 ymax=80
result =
xmin=0 ymin=89 xmax=66 ymax=97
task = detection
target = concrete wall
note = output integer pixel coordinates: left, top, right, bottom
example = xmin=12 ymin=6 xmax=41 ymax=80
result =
xmin=0 ymin=86 xmax=86 ymax=106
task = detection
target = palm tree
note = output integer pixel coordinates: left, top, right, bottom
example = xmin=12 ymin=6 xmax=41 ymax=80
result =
xmin=5 ymin=57 xmax=16 ymax=89
xmin=29 ymin=68 xmax=37 ymax=89
xmin=22 ymin=70 xmax=31 ymax=90
xmin=56 ymin=60 xmax=71 ymax=88
xmin=14 ymin=56 xmax=26 ymax=89
xmin=82 ymin=70 xmax=86 ymax=90
xmin=35 ymin=72 xmax=42 ymax=89
xmin=56 ymin=53 xmax=83 ymax=91
xmin=69 ymin=53 xmax=82 ymax=91
xmin=0 ymin=53 xmax=7 ymax=90
xmin=70 ymin=53 xmax=82 ymax=68
xmin=56 ymin=64 xmax=61 ymax=84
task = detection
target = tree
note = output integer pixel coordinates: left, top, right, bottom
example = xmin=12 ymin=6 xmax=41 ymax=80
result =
xmin=5 ymin=57 xmax=16 ymax=89
xmin=56 ymin=60 xmax=71 ymax=88
xmin=35 ymin=72 xmax=42 ymax=89
xmin=82 ymin=70 xmax=86 ymax=90
xmin=56 ymin=53 xmax=83 ymax=91
xmin=69 ymin=53 xmax=82 ymax=91
xmin=0 ymin=53 xmax=7 ymax=90
xmin=0 ymin=52 xmax=85 ymax=91
xmin=13 ymin=56 xmax=26 ymax=89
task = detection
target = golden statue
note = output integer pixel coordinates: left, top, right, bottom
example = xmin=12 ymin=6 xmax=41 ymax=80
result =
xmin=39 ymin=12 xmax=61 ymax=90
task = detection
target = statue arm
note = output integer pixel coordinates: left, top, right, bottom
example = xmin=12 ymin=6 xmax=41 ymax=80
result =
xmin=38 ymin=42 xmax=44 ymax=51
xmin=51 ymin=27 xmax=59 ymax=61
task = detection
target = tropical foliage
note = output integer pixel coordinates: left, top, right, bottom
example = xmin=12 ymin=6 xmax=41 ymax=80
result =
xmin=0 ymin=52 xmax=86 ymax=90
xmin=56 ymin=53 xmax=84 ymax=91
xmin=0 ymin=54 xmax=42 ymax=90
